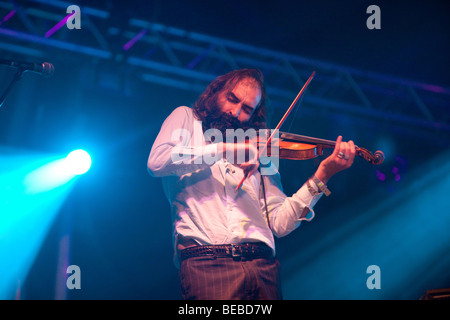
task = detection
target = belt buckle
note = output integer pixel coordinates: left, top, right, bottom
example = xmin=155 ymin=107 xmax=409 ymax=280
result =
xmin=231 ymin=244 xmax=241 ymax=258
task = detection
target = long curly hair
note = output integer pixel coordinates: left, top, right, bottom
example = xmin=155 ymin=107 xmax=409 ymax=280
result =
xmin=192 ymin=69 xmax=268 ymax=133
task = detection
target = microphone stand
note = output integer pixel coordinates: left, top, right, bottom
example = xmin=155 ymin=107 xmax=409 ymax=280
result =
xmin=0 ymin=68 xmax=25 ymax=109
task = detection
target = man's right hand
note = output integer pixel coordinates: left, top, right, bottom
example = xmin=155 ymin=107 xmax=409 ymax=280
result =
xmin=218 ymin=142 xmax=260 ymax=177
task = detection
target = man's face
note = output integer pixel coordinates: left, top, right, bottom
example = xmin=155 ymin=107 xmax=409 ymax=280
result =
xmin=217 ymin=78 xmax=262 ymax=124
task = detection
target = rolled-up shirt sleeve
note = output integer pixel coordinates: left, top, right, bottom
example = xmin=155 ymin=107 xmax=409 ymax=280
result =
xmin=148 ymin=106 xmax=218 ymax=177
xmin=261 ymin=172 xmax=323 ymax=238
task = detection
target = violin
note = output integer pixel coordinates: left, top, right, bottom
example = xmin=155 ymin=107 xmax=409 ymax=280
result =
xmin=236 ymin=71 xmax=384 ymax=190
xmin=263 ymin=131 xmax=384 ymax=165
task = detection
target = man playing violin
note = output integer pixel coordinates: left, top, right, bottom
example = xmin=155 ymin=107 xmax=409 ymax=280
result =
xmin=147 ymin=68 xmax=355 ymax=300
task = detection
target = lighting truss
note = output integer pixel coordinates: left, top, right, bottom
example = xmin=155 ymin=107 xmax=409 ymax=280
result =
xmin=1 ymin=0 xmax=449 ymax=141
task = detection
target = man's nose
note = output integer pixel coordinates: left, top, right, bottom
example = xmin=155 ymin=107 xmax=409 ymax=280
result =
xmin=230 ymin=106 xmax=241 ymax=118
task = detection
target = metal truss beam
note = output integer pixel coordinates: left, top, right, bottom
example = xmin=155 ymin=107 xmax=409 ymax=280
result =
xmin=1 ymin=0 xmax=449 ymax=139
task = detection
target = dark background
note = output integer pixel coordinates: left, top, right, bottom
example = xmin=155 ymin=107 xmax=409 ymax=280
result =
xmin=1 ymin=0 xmax=449 ymax=300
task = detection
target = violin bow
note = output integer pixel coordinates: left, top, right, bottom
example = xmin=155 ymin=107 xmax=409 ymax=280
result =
xmin=235 ymin=71 xmax=316 ymax=191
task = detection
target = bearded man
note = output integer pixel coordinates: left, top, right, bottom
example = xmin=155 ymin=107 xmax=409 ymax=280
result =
xmin=148 ymin=68 xmax=355 ymax=300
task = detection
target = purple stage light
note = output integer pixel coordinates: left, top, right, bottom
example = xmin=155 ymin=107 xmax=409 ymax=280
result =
xmin=375 ymin=169 xmax=386 ymax=182
xmin=123 ymin=29 xmax=147 ymax=51
xmin=0 ymin=9 xmax=16 ymax=26
xmin=45 ymin=11 xmax=76 ymax=38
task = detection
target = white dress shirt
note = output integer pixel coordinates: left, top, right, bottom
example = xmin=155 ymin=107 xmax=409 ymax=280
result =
xmin=148 ymin=106 xmax=323 ymax=266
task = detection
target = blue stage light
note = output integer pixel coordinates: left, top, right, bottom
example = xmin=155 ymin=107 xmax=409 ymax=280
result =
xmin=0 ymin=148 xmax=92 ymax=298
xmin=66 ymin=149 xmax=91 ymax=175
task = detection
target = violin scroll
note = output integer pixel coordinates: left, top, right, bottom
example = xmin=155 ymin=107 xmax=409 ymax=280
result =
xmin=356 ymin=147 xmax=385 ymax=165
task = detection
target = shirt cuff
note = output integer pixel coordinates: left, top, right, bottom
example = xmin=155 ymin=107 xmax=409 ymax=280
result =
xmin=294 ymin=183 xmax=323 ymax=222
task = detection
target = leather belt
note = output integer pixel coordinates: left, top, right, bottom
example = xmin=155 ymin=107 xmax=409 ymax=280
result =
xmin=179 ymin=242 xmax=273 ymax=261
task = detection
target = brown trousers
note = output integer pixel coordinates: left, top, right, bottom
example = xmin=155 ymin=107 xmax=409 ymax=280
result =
xmin=179 ymin=256 xmax=283 ymax=300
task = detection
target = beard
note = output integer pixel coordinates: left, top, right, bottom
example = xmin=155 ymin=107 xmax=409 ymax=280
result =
xmin=203 ymin=103 xmax=253 ymax=135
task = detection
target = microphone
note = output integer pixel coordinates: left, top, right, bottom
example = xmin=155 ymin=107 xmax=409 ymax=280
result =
xmin=0 ymin=58 xmax=54 ymax=77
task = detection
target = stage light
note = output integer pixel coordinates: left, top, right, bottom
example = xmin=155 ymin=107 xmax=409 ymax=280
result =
xmin=65 ymin=149 xmax=91 ymax=175
xmin=22 ymin=149 xmax=91 ymax=194
xmin=0 ymin=148 xmax=92 ymax=298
